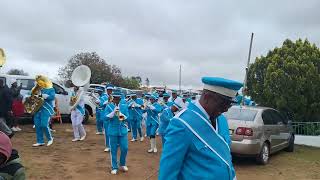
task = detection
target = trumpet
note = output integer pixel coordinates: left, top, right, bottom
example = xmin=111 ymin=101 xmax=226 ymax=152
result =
xmin=88 ymin=90 xmax=100 ymax=107
xmin=108 ymin=95 xmax=114 ymax=103
xmin=115 ymin=105 xmax=125 ymax=121
xmin=142 ymin=101 xmax=151 ymax=110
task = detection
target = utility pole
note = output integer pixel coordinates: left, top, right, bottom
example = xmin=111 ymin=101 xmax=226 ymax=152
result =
xmin=179 ymin=64 xmax=182 ymax=95
xmin=242 ymin=33 xmax=254 ymax=105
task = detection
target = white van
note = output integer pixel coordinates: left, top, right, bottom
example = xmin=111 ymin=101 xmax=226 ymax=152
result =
xmin=0 ymin=74 xmax=96 ymax=123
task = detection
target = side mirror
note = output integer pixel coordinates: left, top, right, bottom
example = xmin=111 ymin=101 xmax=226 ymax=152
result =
xmin=62 ymin=90 xmax=69 ymax=95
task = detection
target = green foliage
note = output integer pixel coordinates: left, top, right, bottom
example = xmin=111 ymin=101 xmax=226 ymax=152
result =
xmin=121 ymin=77 xmax=140 ymax=89
xmin=247 ymin=39 xmax=320 ymax=122
xmin=58 ymin=52 xmax=140 ymax=89
xmin=7 ymin=69 xmax=29 ymax=76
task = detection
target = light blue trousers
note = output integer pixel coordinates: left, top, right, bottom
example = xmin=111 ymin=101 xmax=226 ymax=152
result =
xmin=131 ymin=118 xmax=142 ymax=139
xmin=96 ymin=110 xmax=104 ymax=133
xmin=34 ymin=110 xmax=53 ymax=144
xmin=109 ymin=135 xmax=128 ymax=170
xmin=104 ymin=121 xmax=110 ymax=148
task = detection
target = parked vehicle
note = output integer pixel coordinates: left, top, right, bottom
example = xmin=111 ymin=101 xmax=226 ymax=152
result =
xmin=0 ymin=74 xmax=96 ymax=123
xmin=224 ymin=105 xmax=295 ymax=165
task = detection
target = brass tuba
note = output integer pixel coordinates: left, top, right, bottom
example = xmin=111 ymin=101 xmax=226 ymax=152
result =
xmin=0 ymin=48 xmax=6 ymax=67
xmin=24 ymin=83 xmax=45 ymax=114
xmin=70 ymin=65 xmax=91 ymax=110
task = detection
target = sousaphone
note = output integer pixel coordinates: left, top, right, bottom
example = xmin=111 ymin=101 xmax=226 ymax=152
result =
xmin=0 ymin=48 xmax=6 ymax=67
xmin=70 ymin=65 xmax=91 ymax=110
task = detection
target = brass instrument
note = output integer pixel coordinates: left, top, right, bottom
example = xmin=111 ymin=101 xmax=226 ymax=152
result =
xmin=0 ymin=48 xmax=6 ymax=67
xmin=142 ymin=100 xmax=151 ymax=110
xmin=70 ymin=95 xmax=77 ymax=106
xmin=70 ymin=65 xmax=91 ymax=111
xmin=88 ymin=90 xmax=100 ymax=107
xmin=108 ymin=95 xmax=114 ymax=103
xmin=115 ymin=105 xmax=125 ymax=121
xmin=24 ymin=84 xmax=44 ymax=114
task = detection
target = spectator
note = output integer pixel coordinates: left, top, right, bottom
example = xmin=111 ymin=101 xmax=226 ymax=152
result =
xmin=0 ymin=131 xmax=25 ymax=180
xmin=10 ymin=82 xmax=23 ymax=132
xmin=0 ymin=79 xmax=13 ymax=127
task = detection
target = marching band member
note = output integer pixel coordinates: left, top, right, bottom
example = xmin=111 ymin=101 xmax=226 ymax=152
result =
xmin=95 ymin=87 xmax=107 ymax=135
xmin=145 ymin=94 xmax=162 ymax=153
xmin=168 ymin=90 xmax=183 ymax=107
xmin=120 ymin=94 xmax=130 ymax=132
xmin=70 ymin=86 xmax=86 ymax=142
xmin=32 ymin=75 xmax=55 ymax=147
xmin=125 ymin=94 xmax=132 ymax=132
xmin=158 ymin=98 xmax=183 ymax=146
xmin=159 ymin=77 xmax=242 ymax=180
xmin=163 ymin=93 xmax=170 ymax=106
xmin=128 ymin=93 xmax=144 ymax=142
xmin=105 ymin=91 xmax=129 ymax=175
xmin=101 ymin=84 xmax=114 ymax=151
xmin=142 ymin=93 xmax=150 ymax=137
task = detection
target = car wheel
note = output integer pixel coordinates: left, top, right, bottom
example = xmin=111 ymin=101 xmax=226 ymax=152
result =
xmin=285 ymin=134 xmax=294 ymax=152
xmin=256 ymin=142 xmax=270 ymax=165
xmin=82 ymin=109 xmax=90 ymax=124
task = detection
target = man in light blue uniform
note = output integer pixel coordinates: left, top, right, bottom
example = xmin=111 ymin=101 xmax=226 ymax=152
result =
xmin=159 ymin=98 xmax=183 ymax=147
xmin=159 ymin=77 xmax=242 ymax=180
xmin=95 ymin=87 xmax=107 ymax=135
xmin=32 ymin=76 xmax=56 ymax=147
xmin=125 ymin=94 xmax=132 ymax=132
xmin=104 ymin=91 xmax=129 ymax=175
xmin=145 ymin=94 xmax=162 ymax=153
xmin=128 ymin=93 xmax=144 ymax=142
xmin=160 ymin=92 xmax=170 ymax=109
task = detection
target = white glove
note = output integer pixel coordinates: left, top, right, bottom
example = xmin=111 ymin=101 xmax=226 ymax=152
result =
xmin=107 ymin=108 xmax=117 ymax=118
xmin=149 ymin=105 xmax=156 ymax=110
xmin=42 ymin=94 xmax=49 ymax=99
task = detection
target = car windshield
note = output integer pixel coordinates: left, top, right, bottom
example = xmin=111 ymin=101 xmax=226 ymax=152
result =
xmin=224 ymin=107 xmax=258 ymax=121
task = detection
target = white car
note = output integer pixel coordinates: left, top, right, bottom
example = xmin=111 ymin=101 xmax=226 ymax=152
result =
xmin=0 ymin=74 xmax=96 ymax=123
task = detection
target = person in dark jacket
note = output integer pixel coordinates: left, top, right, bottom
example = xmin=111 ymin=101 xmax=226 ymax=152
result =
xmin=10 ymin=82 xmax=23 ymax=132
xmin=0 ymin=79 xmax=13 ymax=126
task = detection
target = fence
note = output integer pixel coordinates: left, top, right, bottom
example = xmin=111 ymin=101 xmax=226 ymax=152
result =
xmin=292 ymin=122 xmax=320 ymax=136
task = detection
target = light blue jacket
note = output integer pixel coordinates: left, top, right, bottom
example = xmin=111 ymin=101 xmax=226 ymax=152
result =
xmin=127 ymin=98 xmax=144 ymax=121
xmin=39 ymin=88 xmax=55 ymax=115
xmin=158 ymin=107 xmax=174 ymax=135
xmin=104 ymin=103 xmax=128 ymax=137
xmin=159 ymin=102 xmax=236 ymax=180
xmin=146 ymin=102 xmax=162 ymax=126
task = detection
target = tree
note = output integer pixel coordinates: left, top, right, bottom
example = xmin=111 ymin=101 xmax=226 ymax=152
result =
xmin=58 ymin=52 xmax=141 ymax=89
xmin=58 ymin=52 xmax=118 ymax=84
xmin=121 ymin=77 xmax=140 ymax=89
xmin=247 ymin=39 xmax=320 ymax=122
xmin=132 ymin=76 xmax=142 ymax=85
xmin=7 ymin=69 xmax=29 ymax=76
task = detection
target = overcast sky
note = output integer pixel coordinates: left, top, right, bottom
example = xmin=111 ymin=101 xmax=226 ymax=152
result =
xmin=1 ymin=0 xmax=320 ymax=89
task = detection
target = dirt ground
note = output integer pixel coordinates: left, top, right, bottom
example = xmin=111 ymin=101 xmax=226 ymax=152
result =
xmin=11 ymin=122 xmax=320 ymax=180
